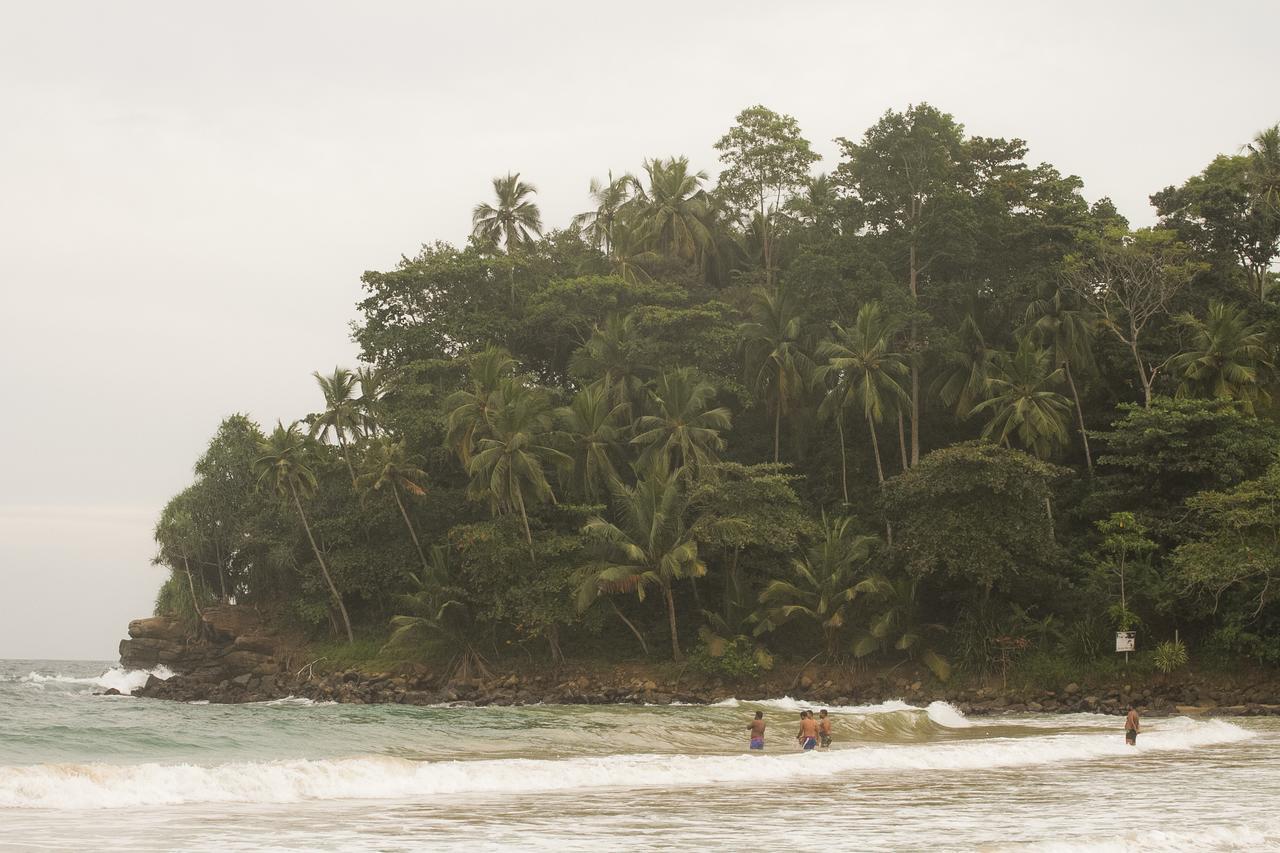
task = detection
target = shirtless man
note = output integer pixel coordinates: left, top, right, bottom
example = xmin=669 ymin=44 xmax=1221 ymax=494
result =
xmin=797 ymin=710 xmax=819 ymax=751
xmin=748 ymin=711 xmax=766 ymax=751
xmin=818 ymin=709 xmax=833 ymax=749
xmin=1125 ymin=704 xmax=1140 ymax=746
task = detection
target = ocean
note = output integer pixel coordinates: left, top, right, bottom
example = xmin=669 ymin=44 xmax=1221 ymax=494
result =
xmin=2 ymin=658 xmax=1278 ymax=851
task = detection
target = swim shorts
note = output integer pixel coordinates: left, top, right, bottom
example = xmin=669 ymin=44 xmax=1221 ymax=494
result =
xmin=750 ymin=738 xmax=764 ymax=750
xmin=820 ymin=734 xmax=832 ymax=748
xmin=802 ymin=737 xmax=817 ymax=750
xmin=1125 ymin=729 xmax=1137 ymax=744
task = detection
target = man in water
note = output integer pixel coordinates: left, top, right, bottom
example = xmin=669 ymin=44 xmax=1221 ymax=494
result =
xmin=1125 ymin=704 xmax=1140 ymax=746
xmin=797 ymin=710 xmax=819 ymax=750
xmin=818 ymin=709 xmax=833 ymax=749
xmin=748 ymin=711 xmax=766 ymax=750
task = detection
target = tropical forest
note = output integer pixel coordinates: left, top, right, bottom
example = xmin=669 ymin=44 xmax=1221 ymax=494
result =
xmin=152 ymin=103 xmax=1280 ymax=686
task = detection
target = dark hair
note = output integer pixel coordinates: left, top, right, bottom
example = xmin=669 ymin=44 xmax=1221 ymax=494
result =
xmin=755 ymin=711 xmax=763 ymax=719
xmin=819 ymin=709 xmax=828 ymax=716
xmin=1127 ymin=704 xmax=1135 ymax=711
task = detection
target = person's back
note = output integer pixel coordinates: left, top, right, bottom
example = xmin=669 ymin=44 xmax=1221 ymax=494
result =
xmin=797 ymin=711 xmax=819 ymax=750
xmin=1125 ymin=705 xmax=1140 ymax=745
xmin=748 ymin=712 xmax=766 ymax=750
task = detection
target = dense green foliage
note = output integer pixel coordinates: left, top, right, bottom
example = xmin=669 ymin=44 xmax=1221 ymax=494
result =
xmin=152 ymin=105 xmax=1280 ymax=679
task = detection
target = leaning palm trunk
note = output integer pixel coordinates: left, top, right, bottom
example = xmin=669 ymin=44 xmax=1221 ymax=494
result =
xmin=836 ymin=412 xmax=849 ymax=504
xmin=1063 ymin=361 xmax=1093 ymax=475
xmin=609 ymin=599 xmax=649 ymax=656
xmin=181 ymin=555 xmax=204 ymax=619
xmin=290 ymin=482 xmax=354 ymax=644
xmin=337 ymin=435 xmax=358 ymax=488
xmin=391 ymin=485 xmax=431 ymax=574
xmin=896 ymin=412 xmax=909 ymax=471
xmin=868 ymin=415 xmax=893 ymax=547
xmin=663 ymin=581 xmax=683 ymax=661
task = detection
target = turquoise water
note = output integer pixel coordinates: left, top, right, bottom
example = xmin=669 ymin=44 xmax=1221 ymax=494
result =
xmin=3 ymin=659 xmax=1279 ymax=851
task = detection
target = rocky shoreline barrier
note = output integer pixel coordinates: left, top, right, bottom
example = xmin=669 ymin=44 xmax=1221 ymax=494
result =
xmin=120 ymin=608 xmax=1280 ymax=717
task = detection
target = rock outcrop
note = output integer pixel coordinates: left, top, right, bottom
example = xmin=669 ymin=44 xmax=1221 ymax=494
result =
xmin=121 ymin=606 xmax=285 ymax=698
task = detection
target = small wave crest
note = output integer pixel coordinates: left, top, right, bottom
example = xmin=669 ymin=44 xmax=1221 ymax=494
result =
xmin=13 ymin=665 xmax=173 ymax=695
xmin=0 ymin=718 xmax=1251 ymax=809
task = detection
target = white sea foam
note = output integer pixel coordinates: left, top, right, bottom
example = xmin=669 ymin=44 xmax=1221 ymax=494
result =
xmin=924 ymin=700 xmax=973 ymax=728
xmin=16 ymin=665 xmax=173 ymax=695
xmin=0 ymin=718 xmax=1251 ymax=810
xmin=996 ymin=820 xmax=1280 ymax=852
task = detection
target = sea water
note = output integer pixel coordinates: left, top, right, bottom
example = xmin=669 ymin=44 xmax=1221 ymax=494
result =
xmin=2 ymin=660 xmax=1278 ymax=851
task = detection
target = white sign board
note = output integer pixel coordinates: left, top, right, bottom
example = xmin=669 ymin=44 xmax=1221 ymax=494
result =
xmin=1115 ymin=631 xmax=1136 ymax=653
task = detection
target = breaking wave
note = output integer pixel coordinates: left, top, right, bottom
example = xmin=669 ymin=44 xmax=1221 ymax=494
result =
xmin=11 ymin=665 xmax=173 ymax=696
xmin=0 ymin=717 xmax=1251 ymax=809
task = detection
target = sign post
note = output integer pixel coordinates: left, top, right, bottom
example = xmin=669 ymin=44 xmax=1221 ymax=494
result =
xmin=1115 ymin=631 xmax=1136 ymax=663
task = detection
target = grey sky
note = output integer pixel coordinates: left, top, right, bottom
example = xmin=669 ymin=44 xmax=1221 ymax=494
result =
xmin=1 ymin=0 xmax=1275 ymax=660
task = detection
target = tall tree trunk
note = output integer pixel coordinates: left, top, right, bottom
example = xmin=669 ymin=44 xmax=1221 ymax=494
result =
xmin=290 ymin=482 xmax=354 ymax=644
xmin=836 ymin=411 xmax=849 ymax=504
xmin=773 ymin=385 xmax=782 ymax=464
xmin=896 ymin=412 xmax=909 ymax=472
xmin=337 ymin=435 xmax=358 ymax=488
xmin=1128 ymin=331 xmax=1153 ymax=407
xmin=610 ymin=599 xmax=649 ymax=656
xmin=214 ymin=537 xmax=228 ymax=603
xmin=1063 ymin=361 xmax=1093 ymax=475
xmin=908 ymin=241 xmax=921 ymax=466
xmin=515 ymin=486 xmax=534 ymax=557
xmin=867 ymin=414 xmax=886 ymax=485
xmin=392 ymin=485 xmax=431 ymax=573
xmin=663 ymin=580 xmax=683 ymax=661
xmin=181 ymin=555 xmax=204 ymax=619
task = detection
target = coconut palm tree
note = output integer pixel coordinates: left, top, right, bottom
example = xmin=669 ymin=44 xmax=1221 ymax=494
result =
xmin=555 ymin=383 xmax=629 ymax=502
xmin=854 ymin=575 xmax=951 ymax=681
xmin=631 ymin=368 xmax=732 ymax=478
xmin=572 ymin=171 xmax=632 ymax=255
xmin=816 ymin=302 xmax=910 ymax=499
xmin=354 ymin=365 xmax=389 ymax=437
xmin=971 ymin=336 xmax=1072 ymax=459
xmin=445 ymin=346 xmax=518 ymax=465
xmin=1245 ymin=123 xmax=1280 ymax=214
xmin=466 ymin=383 xmax=570 ymax=547
xmin=576 ymin=461 xmax=704 ymax=660
xmin=1023 ymin=284 xmax=1098 ymax=473
xmin=628 ymin=157 xmax=714 ymax=265
xmin=386 ymin=545 xmax=491 ymax=683
xmin=754 ymin=514 xmax=884 ymax=660
xmin=1172 ymin=301 xmax=1272 ymax=412
xmin=603 ymin=220 xmax=661 ymax=285
xmin=741 ymin=285 xmax=813 ymax=463
xmin=254 ymin=422 xmax=353 ymax=643
xmin=931 ymin=312 xmax=997 ymax=419
xmin=471 ymin=172 xmax=543 ymax=251
xmin=310 ymin=367 xmax=364 ymax=486
xmin=568 ymin=313 xmax=649 ymax=410
xmin=356 ymin=438 xmax=431 ymax=573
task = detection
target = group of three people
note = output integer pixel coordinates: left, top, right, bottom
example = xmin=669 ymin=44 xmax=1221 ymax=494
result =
xmin=748 ymin=709 xmax=832 ymax=752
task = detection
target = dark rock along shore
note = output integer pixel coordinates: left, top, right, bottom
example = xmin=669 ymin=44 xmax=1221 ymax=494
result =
xmin=121 ymin=607 xmax=1280 ymax=717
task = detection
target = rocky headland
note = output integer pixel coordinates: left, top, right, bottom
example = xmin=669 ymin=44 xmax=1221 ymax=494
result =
xmin=120 ymin=606 xmax=1280 ymax=717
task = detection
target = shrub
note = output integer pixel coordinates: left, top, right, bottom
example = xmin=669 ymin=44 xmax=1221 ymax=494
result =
xmin=1153 ymin=639 xmax=1189 ymax=674
xmin=687 ymin=638 xmax=765 ymax=680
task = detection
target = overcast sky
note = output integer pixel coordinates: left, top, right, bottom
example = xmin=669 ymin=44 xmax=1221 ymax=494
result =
xmin=1 ymin=0 xmax=1275 ymax=660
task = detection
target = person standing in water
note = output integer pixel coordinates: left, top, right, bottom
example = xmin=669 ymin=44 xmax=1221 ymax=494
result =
xmin=1125 ymin=705 xmax=1140 ymax=746
xmin=818 ymin=709 xmax=833 ymax=749
xmin=748 ymin=711 xmax=766 ymax=751
xmin=797 ymin=710 xmax=819 ymax=751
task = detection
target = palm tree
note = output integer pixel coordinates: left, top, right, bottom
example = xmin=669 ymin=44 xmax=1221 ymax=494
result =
xmin=568 ymin=313 xmax=648 ymax=410
xmin=445 ymin=346 xmax=518 ymax=465
xmin=555 ymin=383 xmax=629 ymax=502
xmin=1245 ymin=123 xmax=1280 ymax=214
xmin=604 ymin=220 xmax=661 ymax=285
xmin=631 ymin=368 xmax=732 ymax=478
xmin=310 ymin=367 xmax=364 ymax=486
xmin=628 ymin=157 xmax=714 ymax=265
xmin=577 ymin=462 xmax=705 ymax=660
xmin=853 ymin=575 xmax=951 ymax=681
xmin=254 ymin=422 xmax=353 ymax=643
xmin=572 ymin=171 xmax=631 ymax=255
xmin=754 ymin=514 xmax=883 ymax=659
xmin=386 ymin=545 xmax=491 ymax=682
xmin=1023 ymin=285 xmax=1098 ymax=473
xmin=466 ymin=383 xmax=570 ymax=547
xmin=357 ymin=438 xmax=431 ymax=573
xmin=471 ymin=172 xmax=543 ymax=251
xmin=816 ymin=302 xmax=911 ymax=500
xmin=1172 ymin=301 xmax=1272 ymax=412
xmin=354 ymin=365 xmax=389 ymax=437
xmin=971 ymin=336 xmax=1072 ymax=459
xmin=931 ymin=313 xmax=997 ymax=419
xmin=741 ymin=285 xmax=813 ymax=463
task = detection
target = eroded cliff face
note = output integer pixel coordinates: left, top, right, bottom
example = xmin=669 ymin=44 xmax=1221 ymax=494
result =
xmin=120 ymin=606 xmax=284 ymax=694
